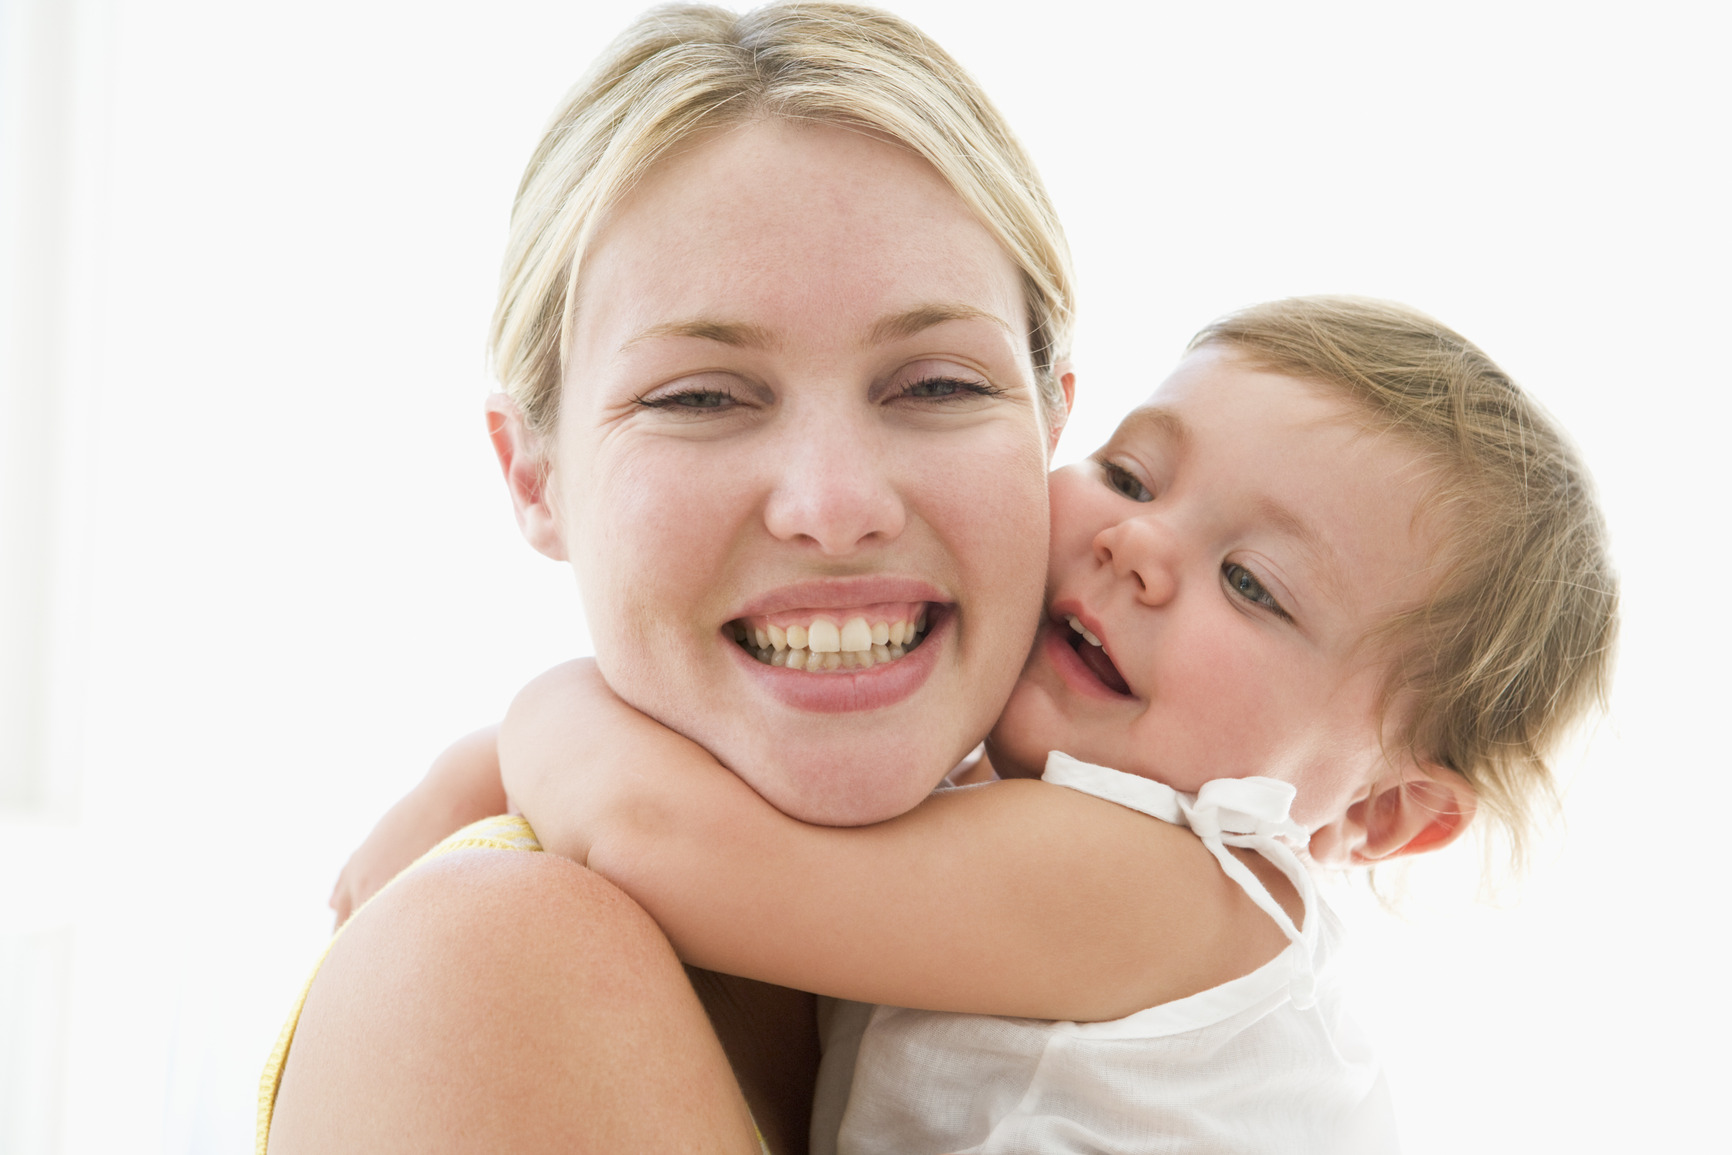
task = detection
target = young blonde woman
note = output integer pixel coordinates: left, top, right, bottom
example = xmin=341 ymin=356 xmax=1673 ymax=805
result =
xmin=263 ymin=5 xmax=1076 ymax=1152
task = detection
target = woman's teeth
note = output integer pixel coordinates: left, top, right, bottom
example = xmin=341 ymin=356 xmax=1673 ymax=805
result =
xmin=732 ymin=609 xmax=929 ymax=672
xmin=1066 ymin=614 xmax=1103 ymax=648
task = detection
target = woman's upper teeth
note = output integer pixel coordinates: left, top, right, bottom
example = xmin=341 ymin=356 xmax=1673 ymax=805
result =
xmin=732 ymin=606 xmax=929 ymax=671
xmin=1066 ymin=614 xmax=1103 ymax=647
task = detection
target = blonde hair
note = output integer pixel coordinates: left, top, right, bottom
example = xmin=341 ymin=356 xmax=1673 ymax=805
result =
xmin=1191 ymin=297 xmax=1618 ymax=872
xmin=491 ymin=1 xmax=1074 ymax=434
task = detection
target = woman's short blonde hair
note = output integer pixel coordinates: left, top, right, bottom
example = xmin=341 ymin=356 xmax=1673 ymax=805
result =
xmin=492 ymin=1 xmax=1074 ymax=434
xmin=1192 ymin=297 xmax=1618 ymax=873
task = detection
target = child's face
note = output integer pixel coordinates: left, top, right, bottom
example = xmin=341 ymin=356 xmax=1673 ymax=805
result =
xmin=987 ymin=345 xmax=1443 ymax=830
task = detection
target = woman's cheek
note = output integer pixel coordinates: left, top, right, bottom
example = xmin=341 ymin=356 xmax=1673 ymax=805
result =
xmin=935 ymin=425 xmax=1051 ymax=617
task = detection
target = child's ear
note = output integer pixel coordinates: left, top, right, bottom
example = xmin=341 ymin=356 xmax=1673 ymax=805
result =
xmin=1318 ymin=761 xmax=1478 ymax=865
xmin=486 ymin=394 xmax=567 ymax=562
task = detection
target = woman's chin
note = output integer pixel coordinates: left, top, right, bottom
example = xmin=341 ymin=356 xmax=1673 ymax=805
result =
xmin=731 ymin=739 xmax=954 ymax=827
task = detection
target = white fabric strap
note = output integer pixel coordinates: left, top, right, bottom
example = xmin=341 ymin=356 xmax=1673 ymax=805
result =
xmin=1043 ymin=751 xmax=1321 ymax=1009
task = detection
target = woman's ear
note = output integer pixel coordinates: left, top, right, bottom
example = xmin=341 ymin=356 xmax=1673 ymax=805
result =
xmin=486 ymin=394 xmax=567 ymax=561
xmin=1311 ymin=759 xmax=1478 ymax=865
xmin=1048 ymin=362 xmax=1077 ymax=455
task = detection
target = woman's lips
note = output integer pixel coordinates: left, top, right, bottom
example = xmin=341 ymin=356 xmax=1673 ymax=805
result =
xmin=731 ymin=577 xmax=946 ymax=618
xmin=728 ymin=604 xmax=950 ymax=713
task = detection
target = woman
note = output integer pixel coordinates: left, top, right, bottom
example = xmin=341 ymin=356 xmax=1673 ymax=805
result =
xmin=264 ymin=5 xmax=1075 ymax=1152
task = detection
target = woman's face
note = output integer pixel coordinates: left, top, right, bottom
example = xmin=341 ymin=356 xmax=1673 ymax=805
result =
xmin=501 ymin=119 xmax=1062 ymax=825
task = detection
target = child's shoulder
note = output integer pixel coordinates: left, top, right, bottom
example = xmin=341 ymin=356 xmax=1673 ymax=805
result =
xmin=1033 ymin=755 xmax=1313 ymax=1005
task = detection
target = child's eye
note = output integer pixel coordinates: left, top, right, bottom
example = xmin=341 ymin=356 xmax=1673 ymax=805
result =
xmin=897 ymin=376 xmax=1004 ymax=402
xmin=1222 ymin=562 xmax=1289 ymax=619
xmin=1100 ymin=461 xmax=1152 ymax=502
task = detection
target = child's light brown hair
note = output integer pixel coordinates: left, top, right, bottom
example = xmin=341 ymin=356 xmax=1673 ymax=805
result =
xmin=1191 ymin=296 xmax=1618 ymax=873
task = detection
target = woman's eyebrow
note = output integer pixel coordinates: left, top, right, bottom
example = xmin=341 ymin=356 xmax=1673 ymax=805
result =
xmin=622 ymin=318 xmax=779 ymax=351
xmin=866 ymin=303 xmax=1010 ymax=345
xmin=618 ymin=304 xmax=1004 ymax=354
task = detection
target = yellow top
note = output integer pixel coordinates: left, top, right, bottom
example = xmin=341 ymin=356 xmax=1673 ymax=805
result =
xmin=255 ymin=815 xmax=544 ymax=1153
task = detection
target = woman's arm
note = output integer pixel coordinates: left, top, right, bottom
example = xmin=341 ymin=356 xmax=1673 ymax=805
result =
xmin=328 ymin=726 xmax=508 ymax=925
xmin=500 ymin=661 xmax=1296 ymax=1024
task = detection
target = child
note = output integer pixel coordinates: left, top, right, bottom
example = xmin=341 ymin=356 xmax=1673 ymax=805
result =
xmin=349 ymin=297 xmax=1618 ymax=1152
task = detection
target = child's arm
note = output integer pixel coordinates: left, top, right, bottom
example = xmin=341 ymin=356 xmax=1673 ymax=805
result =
xmin=328 ymin=726 xmax=508 ymax=925
xmin=500 ymin=661 xmax=1296 ymax=1024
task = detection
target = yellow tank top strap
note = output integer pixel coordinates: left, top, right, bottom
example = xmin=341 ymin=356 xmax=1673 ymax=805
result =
xmin=255 ymin=815 xmax=542 ymax=1153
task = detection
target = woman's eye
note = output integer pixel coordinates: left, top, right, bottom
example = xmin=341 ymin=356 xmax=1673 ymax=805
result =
xmin=636 ymin=388 xmax=738 ymax=411
xmin=1222 ymin=562 xmax=1289 ymax=619
xmin=1100 ymin=461 xmax=1152 ymax=502
xmin=898 ymin=376 xmax=1002 ymax=402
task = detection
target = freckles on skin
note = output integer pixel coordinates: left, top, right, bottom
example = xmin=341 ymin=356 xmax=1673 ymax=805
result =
xmin=530 ymin=120 xmax=1058 ymax=824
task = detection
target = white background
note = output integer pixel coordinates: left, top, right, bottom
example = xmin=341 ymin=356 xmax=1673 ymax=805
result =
xmin=0 ymin=0 xmax=1726 ymax=1150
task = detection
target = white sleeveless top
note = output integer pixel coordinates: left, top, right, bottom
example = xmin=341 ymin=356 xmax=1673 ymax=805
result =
xmin=809 ymin=752 xmax=1399 ymax=1155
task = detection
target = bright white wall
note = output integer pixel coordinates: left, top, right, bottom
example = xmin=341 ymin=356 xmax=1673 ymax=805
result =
xmin=0 ymin=0 xmax=1725 ymax=1150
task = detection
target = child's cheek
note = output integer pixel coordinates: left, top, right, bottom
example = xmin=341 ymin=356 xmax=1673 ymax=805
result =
xmin=1045 ymin=467 xmax=1108 ymax=581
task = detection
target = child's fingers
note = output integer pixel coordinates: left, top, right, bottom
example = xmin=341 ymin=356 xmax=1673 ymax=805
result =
xmin=330 ymin=863 xmax=357 ymax=929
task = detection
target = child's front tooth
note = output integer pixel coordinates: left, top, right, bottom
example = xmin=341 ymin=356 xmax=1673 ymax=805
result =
xmin=786 ymin=623 xmax=809 ymax=650
xmin=1067 ymin=614 xmax=1102 ymax=647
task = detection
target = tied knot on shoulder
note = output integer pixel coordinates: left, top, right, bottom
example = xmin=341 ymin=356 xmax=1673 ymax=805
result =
xmin=1180 ymin=776 xmax=1307 ymax=845
xmin=1040 ymin=754 xmax=1324 ymax=1013
xmin=1180 ymin=777 xmax=1319 ymax=1008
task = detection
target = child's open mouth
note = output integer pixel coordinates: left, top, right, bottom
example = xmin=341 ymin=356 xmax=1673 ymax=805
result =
xmin=729 ymin=602 xmax=933 ymax=672
xmin=1065 ymin=614 xmax=1131 ymax=695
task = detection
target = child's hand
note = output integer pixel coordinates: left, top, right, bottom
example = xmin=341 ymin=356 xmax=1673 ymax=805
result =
xmin=328 ymin=725 xmax=508 ymax=927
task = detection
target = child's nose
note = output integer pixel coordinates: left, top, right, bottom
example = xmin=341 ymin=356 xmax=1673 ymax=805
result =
xmin=1094 ymin=517 xmax=1179 ymax=606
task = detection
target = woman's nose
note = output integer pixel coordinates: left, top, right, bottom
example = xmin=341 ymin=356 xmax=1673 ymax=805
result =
xmin=762 ymin=421 xmax=906 ymax=554
xmin=1094 ymin=516 xmax=1179 ymax=606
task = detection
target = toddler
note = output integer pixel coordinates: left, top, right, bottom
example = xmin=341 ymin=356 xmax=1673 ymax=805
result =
xmin=355 ymin=296 xmax=1618 ymax=1153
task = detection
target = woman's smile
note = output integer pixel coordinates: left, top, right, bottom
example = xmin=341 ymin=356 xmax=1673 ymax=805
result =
xmin=730 ymin=602 xmax=933 ymax=671
xmin=720 ymin=578 xmax=949 ymax=713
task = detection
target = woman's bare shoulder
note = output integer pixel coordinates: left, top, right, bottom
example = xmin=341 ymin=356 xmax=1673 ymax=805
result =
xmin=266 ymin=848 xmax=760 ymax=1154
